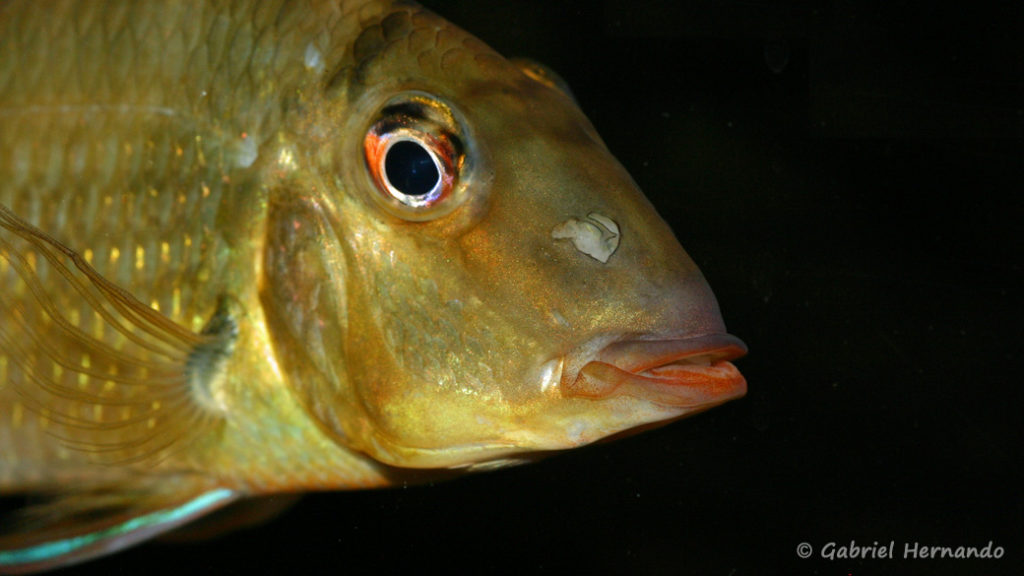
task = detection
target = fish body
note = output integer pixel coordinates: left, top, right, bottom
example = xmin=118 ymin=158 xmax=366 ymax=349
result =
xmin=0 ymin=0 xmax=746 ymax=571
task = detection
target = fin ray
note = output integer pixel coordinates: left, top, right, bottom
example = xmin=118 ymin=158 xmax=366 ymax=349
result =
xmin=0 ymin=203 xmax=232 ymax=465
xmin=0 ymin=485 xmax=238 ymax=574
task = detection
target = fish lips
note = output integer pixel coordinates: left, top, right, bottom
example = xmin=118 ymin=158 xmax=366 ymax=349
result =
xmin=564 ymin=333 xmax=748 ymax=408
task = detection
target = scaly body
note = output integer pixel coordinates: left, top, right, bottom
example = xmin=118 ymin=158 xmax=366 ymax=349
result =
xmin=0 ymin=0 xmax=391 ymax=493
xmin=0 ymin=1 xmax=746 ymax=571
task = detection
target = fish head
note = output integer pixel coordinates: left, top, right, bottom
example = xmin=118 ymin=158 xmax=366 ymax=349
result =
xmin=265 ymin=6 xmax=746 ymax=471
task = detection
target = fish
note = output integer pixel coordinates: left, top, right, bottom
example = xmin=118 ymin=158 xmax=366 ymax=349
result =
xmin=0 ymin=0 xmax=747 ymax=572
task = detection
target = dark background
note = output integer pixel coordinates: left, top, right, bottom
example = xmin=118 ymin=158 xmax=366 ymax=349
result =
xmin=9 ymin=1 xmax=1023 ymax=575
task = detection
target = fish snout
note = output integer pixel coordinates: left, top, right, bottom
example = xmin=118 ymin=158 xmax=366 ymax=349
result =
xmin=562 ymin=333 xmax=748 ymax=408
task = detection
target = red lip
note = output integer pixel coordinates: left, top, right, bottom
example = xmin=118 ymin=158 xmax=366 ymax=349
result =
xmin=564 ymin=334 xmax=748 ymax=408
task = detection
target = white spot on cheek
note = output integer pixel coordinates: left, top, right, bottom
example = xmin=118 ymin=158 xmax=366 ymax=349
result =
xmin=233 ymin=134 xmax=258 ymax=168
xmin=551 ymin=212 xmax=621 ymax=263
xmin=304 ymin=43 xmax=325 ymax=72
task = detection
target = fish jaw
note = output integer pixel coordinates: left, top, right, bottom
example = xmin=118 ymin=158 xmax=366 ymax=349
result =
xmin=329 ymin=333 xmax=748 ymax=471
xmin=564 ymin=333 xmax=748 ymax=409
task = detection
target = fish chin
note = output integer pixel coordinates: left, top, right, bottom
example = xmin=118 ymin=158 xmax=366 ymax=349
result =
xmin=364 ymin=335 xmax=746 ymax=470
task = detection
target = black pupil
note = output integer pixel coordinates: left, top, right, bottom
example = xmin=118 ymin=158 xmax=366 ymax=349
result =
xmin=385 ymin=140 xmax=440 ymax=197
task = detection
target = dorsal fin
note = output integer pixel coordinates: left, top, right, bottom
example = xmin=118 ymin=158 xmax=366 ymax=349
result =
xmin=0 ymin=202 xmax=232 ymax=465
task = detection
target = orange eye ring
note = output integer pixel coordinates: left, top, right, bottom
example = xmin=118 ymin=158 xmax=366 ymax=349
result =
xmin=364 ymin=126 xmax=456 ymax=211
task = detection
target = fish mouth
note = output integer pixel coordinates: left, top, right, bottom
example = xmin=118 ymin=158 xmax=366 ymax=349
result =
xmin=563 ymin=333 xmax=748 ymax=408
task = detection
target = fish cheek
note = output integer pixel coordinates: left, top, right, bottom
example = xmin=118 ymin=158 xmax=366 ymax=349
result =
xmin=338 ymin=236 xmax=515 ymax=463
xmin=260 ymin=193 xmax=360 ymax=446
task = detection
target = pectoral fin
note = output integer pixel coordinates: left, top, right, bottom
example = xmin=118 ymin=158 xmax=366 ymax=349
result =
xmin=0 ymin=484 xmax=238 ymax=574
xmin=0 ymin=203 xmax=234 ymax=465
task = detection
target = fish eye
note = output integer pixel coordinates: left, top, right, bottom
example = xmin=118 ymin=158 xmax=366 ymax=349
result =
xmin=363 ymin=97 xmax=465 ymax=220
xmin=383 ymin=138 xmax=443 ymax=203
xmin=364 ymin=128 xmax=454 ymax=211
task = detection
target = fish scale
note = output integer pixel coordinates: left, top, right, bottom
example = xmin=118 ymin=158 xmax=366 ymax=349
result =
xmin=0 ymin=1 xmax=344 ymax=485
xmin=0 ymin=1 xmax=746 ymax=571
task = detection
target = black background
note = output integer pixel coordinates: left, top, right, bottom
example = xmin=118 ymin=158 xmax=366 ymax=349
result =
xmin=6 ymin=1 xmax=1022 ymax=575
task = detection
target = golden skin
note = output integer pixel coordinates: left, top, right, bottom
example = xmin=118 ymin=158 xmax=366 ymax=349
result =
xmin=294 ymin=13 xmax=742 ymax=468
xmin=0 ymin=0 xmax=745 ymax=570
xmin=0 ymin=0 xmax=403 ymax=494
